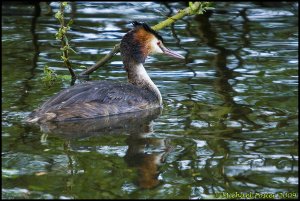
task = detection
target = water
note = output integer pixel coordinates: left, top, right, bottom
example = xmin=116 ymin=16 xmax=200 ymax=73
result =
xmin=2 ymin=2 xmax=298 ymax=199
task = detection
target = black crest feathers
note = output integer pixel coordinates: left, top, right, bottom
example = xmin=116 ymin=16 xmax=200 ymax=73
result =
xmin=131 ymin=21 xmax=164 ymax=42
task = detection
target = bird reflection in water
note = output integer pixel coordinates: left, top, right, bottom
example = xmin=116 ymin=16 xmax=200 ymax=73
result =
xmin=125 ymin=131 xmax=171 ymax=189
xmin=34 ymin=107 xmax=172 ymax=189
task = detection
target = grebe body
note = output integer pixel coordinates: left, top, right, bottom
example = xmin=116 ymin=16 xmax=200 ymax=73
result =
xmin=27 ymin=21 xmax=184 ymax=122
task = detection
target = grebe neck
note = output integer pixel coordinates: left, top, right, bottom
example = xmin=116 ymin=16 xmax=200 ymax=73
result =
xmin=126 ymin=63 xmax=162 ymax=105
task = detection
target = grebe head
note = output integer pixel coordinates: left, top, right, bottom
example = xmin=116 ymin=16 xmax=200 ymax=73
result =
xmin=120 ymin=21 xmax=184 ymax=67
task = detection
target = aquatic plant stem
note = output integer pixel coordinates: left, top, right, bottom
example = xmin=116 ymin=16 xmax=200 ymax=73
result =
xmin=57 ymin=2 xmax=76 ymax=79
xmin=80 ymin=44 xmax=120 ymax=76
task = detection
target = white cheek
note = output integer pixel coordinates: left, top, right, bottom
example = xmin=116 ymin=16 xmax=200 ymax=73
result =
xmin=150 ymin=39 xmax=163 ymax=54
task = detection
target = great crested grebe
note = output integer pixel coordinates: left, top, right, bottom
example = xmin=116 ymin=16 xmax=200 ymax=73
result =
xmin=26 ymin=21 xmax=184 ymax=122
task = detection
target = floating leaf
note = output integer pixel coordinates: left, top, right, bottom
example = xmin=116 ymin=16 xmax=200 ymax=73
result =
xmin=61 ymin=55 xmax=67 ymax=61
xmin=68 ymin=47 xmax=77 ymax=54
xmin=67 ymin=19 xmax=74 ymax=27
xmin=54 ymin=11 xmax=62 ymax=19
xmin=58 ymin=75 xmax=72 ymax=80
xmin=35 ymin=172 xmax=47 ymax=176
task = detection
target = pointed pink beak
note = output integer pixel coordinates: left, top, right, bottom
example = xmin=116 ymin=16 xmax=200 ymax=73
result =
xmin=159 ymin=43 xmax=185 ymax=59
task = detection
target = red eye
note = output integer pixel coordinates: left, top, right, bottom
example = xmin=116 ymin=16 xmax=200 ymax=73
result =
xmin=157 ymin=41 xmax=160 ymax=45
